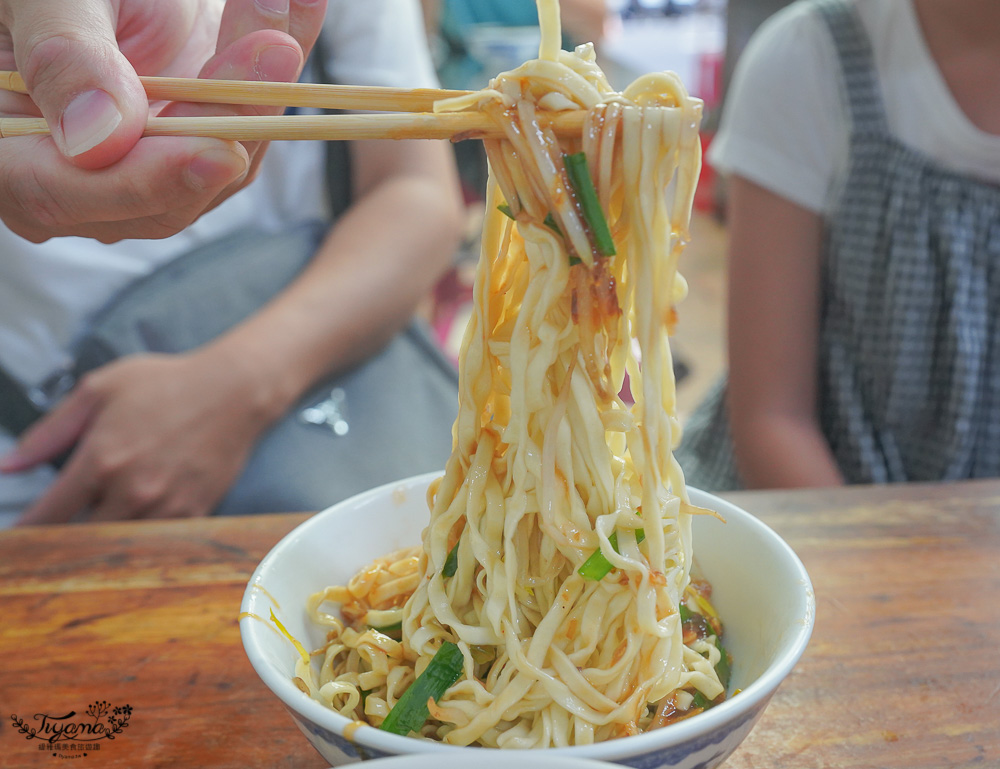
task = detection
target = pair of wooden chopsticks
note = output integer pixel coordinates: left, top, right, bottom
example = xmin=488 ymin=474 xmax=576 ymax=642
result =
xmin=0 ymin=71 xmax=586 ymax=142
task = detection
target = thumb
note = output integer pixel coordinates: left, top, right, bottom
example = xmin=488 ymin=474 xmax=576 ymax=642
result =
xmin=7 ymin=0 xmax=147 ymax=168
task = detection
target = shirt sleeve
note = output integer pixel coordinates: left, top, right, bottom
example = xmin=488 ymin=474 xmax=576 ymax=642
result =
xmin=707 ymin=3 xmax=848 ymax=214
xmin=322 ymin=0 xmax=441 ymax=89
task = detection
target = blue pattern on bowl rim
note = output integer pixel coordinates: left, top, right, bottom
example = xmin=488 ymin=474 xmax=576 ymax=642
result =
xmin=286 ymin=694 xmax=770 ymax=769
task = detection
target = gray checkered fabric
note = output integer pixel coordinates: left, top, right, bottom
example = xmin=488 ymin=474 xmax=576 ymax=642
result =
xmin=677 ymin=0 xmax=1000 ymax=490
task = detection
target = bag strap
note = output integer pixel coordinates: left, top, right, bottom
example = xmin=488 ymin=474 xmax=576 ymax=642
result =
xmin=0 ymin=365 xmax=45 ymax=437
xmin=312 ymin=32 xmax=353 ymax=220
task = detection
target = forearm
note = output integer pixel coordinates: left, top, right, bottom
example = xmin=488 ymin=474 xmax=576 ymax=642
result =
xmin=202 ymin=141 xmax=463 ymax=423
xmin=724 ymin=175 xmax=842 ymax=490
xmin=730 ymin=410 xmax=844 ymax=489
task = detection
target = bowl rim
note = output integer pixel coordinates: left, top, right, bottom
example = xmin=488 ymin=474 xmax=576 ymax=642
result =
xmin=240 ymin=472 xmax=815 ymax=759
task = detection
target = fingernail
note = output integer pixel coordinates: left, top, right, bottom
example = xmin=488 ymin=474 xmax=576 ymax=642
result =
xmin=186 ymin=147 xmax=248 ymax=191
xmin=254 ymin=44 xmax=302 ymax=81
xmin=256 ymin=0 xmax=289 ymax=14
xmin=58 ymin=90 xmax=123 ymax=157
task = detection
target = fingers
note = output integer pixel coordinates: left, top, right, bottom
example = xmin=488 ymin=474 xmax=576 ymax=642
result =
xmin=287 ymin=0 xmax=329 ymax=57
xmin=0 ymin=133 xmax=249 ymax=242
xmin=14 ymin=442 xmax=211 ymax=525
xmin=217 ymin=0 xmax=328 ymax=58
xmin=14 ymin=453 xmax=98 ymax=525
xmin=8 ymin=386 xmax=104 ymax=525
xmin=88 ymin=478 xmax=214 ymax=523
xmin=0 ymin=387 xmax=99 ymax=473
xmin=217 ymin=0 xmax=290 ymax=50
xmin=196 ymin=0 xmax=329 ymax=203
xmin=168 ymin=29 xmax=303 ymax=190
xmin=1 ymin=0 xmax=147 ymax=168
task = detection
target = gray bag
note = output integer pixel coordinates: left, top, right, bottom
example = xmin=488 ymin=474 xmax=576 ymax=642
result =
xmin=60 ymin=218 xmax=459 ymax=515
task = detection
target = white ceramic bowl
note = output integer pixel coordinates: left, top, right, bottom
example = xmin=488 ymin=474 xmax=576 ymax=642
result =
xmin=241 ymin=473 xmax=814 ymax=769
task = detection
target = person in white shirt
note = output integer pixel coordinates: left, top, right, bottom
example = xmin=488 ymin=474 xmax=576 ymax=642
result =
xmin=677 ymin=0 xmax=1000 ymax=489
xmin=0 ymin=0 xmax=464 ymax=525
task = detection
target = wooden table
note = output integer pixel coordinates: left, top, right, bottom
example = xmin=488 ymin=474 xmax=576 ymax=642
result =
xmin=2 ymin=480 xmax=998 ymax=768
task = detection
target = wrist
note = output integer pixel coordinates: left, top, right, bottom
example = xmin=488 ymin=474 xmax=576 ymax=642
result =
xmin=193 ymin=340 xmax=301 ymax=432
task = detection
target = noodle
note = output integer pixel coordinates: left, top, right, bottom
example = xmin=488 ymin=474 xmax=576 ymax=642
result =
xmin=294 ymin=0 xmax=726 ymax=747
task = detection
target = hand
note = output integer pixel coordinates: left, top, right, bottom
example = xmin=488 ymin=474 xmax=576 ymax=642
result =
xmin=4 ymin=351 xmax=279 ymax=524
xmin=0 ymin=0 xmax=327 ymax=242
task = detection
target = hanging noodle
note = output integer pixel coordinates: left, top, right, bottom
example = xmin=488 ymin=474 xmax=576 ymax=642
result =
xmin=292 ymin=0 xmax=727 ymax=747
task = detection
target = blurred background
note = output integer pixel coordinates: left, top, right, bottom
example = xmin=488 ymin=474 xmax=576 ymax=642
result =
xmin=420 ymin=0 xmax=790 ymax=418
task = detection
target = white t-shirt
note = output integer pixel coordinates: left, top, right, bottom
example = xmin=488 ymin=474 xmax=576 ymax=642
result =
xmin=707 ymin=0 xmax=1000 ymax=214
xmin=0 ymin=0 xmax=439 ymax=519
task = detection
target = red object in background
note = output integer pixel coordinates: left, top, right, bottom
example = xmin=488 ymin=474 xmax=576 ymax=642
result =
xmin=694 ymin=131 xmax=716 ymax=214
xmin=694 ymin=49 xmax=723 ymax=215
xmin=697 ymin=50 xmax=724 ymax=113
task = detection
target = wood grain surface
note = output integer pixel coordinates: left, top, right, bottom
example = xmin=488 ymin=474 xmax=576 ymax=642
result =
xmin=1 ymin=481 xmax=998 ymax=768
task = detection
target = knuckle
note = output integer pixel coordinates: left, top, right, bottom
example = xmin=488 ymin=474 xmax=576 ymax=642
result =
xmin=89 ymin=452 xmax=125 ymax=485
xmin=74 ymin=370 xmax=108 ymax=401
xmin=143 ymin=209 xmax=202 ymax=240
xmin=18 ymin=27 xmax=94 ymax=99
xmin=123 ymin=477 xmax=168 ymax=510
xmin=19 ymin=31 xmax=111 ymax=104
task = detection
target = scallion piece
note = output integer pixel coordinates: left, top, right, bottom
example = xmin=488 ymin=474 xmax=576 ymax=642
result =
xmin=714 ymin=639 xmax=732 ymax=689
xmin=690 ymin=691 xmax=712 ymax=711
xmin=379 ymin=641 xmax=464 ymax=736
xmin=369 ymin=621 xmax=402 ymax=636
xmin=500 ymin=202 xmax=571 ymax=264
xmin=578 ymin=528 xmax=646 ymax=581
xmin=500 ymin=204 xmax=563 ymax=237
xmin=564 ymin=152 xmax=616 ymax=257
xmin=442 ymin=541 xmax=460 ymax=578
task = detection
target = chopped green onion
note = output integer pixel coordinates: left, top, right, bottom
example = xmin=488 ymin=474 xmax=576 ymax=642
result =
xmin=714 ymin=639 xmax=732 ymax=689
xmin=499 ymin=201 xmax=573 ymax=262
xmin=578 ymin=528 xmax=646 ymax=581
xmin=379 ymin=641 xmax=464 ymax=736
xmin=690 ymin=691 xmax=711 ymax=711
xmin=442 ymin=541 xmax=460 ymax=578
xmin=540 ymin=213 xmax=578 ymax=265
xmin=369 ymin=621 xmax=402 ymax=637
xmin=678 ymin=603 xmax=695 ymax=624
xmin=500 ymin=204 xmax=563 ymax=237
xmin=564 ymin=152 xmax=616 ymax=257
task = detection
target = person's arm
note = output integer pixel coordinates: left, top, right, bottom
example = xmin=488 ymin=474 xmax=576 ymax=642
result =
xmin=210 ymin=137 xmax=466 ymax=425
xmin=7 ymin=137 xmax=464 ymax=523
xmin=725 ymin=175 xmax=844 ymax=488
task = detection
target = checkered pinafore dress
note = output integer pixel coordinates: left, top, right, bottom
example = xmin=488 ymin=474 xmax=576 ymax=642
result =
xmin=677 ymin=0 xmax=1000 ymax=490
